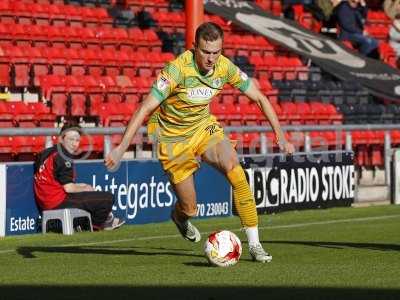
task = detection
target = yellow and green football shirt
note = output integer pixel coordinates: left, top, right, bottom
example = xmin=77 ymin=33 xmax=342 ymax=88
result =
xmin=149 ymin=50 xmax=250 ymax=142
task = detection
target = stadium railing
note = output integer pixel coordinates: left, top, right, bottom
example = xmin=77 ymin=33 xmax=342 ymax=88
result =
xmin=0 ymin=124 xmax=398 ymax=186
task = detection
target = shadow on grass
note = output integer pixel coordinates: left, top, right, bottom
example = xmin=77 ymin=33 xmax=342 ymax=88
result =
xmin=183 ymin=262 xmax=212 ymax=267
xmin=0 ymin=285 xmax=399 ymax=300
xmin=263 ymin=240 xmax=400 ymax=252
xmin=17 ymin=245 xmax=203 ymax=259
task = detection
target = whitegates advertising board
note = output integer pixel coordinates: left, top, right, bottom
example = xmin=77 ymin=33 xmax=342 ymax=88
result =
xmin=1 ymin=160 xmax=231 ymax=236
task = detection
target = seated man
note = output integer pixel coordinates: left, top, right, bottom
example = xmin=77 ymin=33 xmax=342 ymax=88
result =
xmin=335 ymin=0 xmax=378 ymax=57
xmin=34 ymin=122 xmax=125 ymax=231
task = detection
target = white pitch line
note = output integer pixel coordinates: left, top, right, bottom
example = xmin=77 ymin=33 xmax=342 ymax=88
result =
xmin=0 ymin=214 xmax=399 ymax=255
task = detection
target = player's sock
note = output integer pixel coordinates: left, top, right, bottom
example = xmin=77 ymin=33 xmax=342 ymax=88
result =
xmin=245 ymin=226 xmax=260 ymax=247
xmin=227 ymin=165 xmax=258 ymax=228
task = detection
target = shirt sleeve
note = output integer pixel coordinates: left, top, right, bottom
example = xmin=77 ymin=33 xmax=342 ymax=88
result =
xmin=226 ymin=59 xmax=250 ymax=92
xmin=53 ymin=154 xmax=74 ymax=185
xmin=150 ymin=62 xmax=182 ymax=102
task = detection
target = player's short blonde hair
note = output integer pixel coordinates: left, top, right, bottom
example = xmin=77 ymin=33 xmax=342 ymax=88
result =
xmin=195 ymin=22 xmax=224 ymax=46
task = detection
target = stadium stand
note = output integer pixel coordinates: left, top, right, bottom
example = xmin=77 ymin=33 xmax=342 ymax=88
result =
xmin=0 ymin=0 xmax=398 ymax=172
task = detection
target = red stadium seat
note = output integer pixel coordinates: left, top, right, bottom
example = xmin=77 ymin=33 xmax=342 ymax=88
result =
xmin=0 ymin=2 xmax=13 ymax=24
xmin=0 ymin=101 xmax=15 ymax=128
xmin=0 ymin=136 xmax=14 ymax=161
xmin=92 ymin=7 xmax=113 ymax=27
xmin=0 ymin=23 xmax=13 ymax=45
xmin=79 ymin=135 xmax=103 ymax=157
xmin=82 ymin=48 xmax=104 ymax=76
xmin=296 ymin=102 xmax=313 ymax=124
xmin=44 ymin=47 xmax=68 ymax=76
xmin=63 ymin=4 xmax=83 ymax=26
xmin=391 ymin=130 xmax=400 ymax=144
xmin=75 ymin=27 xmax=98 ymax=48
xmin=29 ymin=47 xmax=49 ymax=82
xmin=14 ymin=136 xmax=45 ymax=160
xmin=142 ymin=29 xmax=162 ymax=52
xmin=243 ymin=132 xmax=261 ymax=149
xmin=210 ymin=101 xmax=229 ymax=125
xmin=280 ymin=102 xmax=301 ymax=125
xmin=30 ymin=3 xmax=51 ymax=25
xmin=11 ymin=2 xmax=32 ymax=25
xmin=101 ymin=49 xmax=120 ymax=77
xmin=12 ymin=102 xmax=36 ymax=128
xmin=0 ymin=49 xmax=11 ymax=86
xmin=51 ymin=93 xmax=68 ymax=116
xmin=70 ymin=93 xmax=87 ymax=116
xmin=28 ymin=102 xmax=56 ymax=127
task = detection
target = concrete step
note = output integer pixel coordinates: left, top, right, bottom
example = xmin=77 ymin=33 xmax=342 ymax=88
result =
xmin=355 ymin=185 xmax=390 ymax=203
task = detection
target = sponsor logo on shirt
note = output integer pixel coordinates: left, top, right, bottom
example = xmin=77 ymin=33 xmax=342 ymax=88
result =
xmin=157 ymin=76 xmax=170 ymax=91
xmin=212 ymin=78 xmax=223 ymax=88
xmin=187 ymin=87 xmax=214 ymax=100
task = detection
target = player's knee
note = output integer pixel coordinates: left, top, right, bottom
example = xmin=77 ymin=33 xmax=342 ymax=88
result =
xmin=223 ymin=155 xmax=240 ymax=174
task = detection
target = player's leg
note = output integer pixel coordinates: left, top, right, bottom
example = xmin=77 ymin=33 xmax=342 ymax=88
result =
xmin=171 ymin=175 xmax=197 ymax=222
xmin=158 ymin=141 xmax=201 ymax=242
xmin=170 ymin=175 xmax=201 ymax=242
xmin=201 ymin=138 xmax=272 ymax=262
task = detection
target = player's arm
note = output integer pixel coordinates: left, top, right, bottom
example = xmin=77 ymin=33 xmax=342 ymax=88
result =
xmin=104 ymin=94 xmax=160 ymax=170
xmin=243 ymin=80 xmax=295 ymax=154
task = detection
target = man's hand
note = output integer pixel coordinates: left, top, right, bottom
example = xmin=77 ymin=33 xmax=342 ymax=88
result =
xmin=64 ymin=183 xmax=95 ymax=193
xmin=278 ymin=140 xmax=295 ymax=155
xmin=77 ymin=183 xmax=95 ymax=192
xmin=104 ymin=145 xmax=125 ymax=172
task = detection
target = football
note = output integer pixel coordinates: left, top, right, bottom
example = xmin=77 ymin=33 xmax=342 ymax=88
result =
xmin=204 ymin=230 xmax=242 ymax=267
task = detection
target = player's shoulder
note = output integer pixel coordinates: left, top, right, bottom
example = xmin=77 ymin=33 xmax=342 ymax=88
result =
xmin=162 ymin=50 xmax=192 ymax=78
xmin=217 ymin=54 xmax=234 ymax=69
xmin=218 ymin=53 xmax=232 ymax=64
xmin=215 ymin=54 xmax=235 ymax=75
xmin=170 ymin=50 xmax=193 ymax=67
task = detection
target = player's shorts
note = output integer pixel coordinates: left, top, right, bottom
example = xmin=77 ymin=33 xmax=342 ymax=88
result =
xmin=158 ymin=115 xmax=225 ymax=184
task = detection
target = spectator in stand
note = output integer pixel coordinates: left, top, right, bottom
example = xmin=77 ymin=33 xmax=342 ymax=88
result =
xmin=317 ymin=0 xmax=342 ymax=37
xmin=282 ymin=0 xmax=326 ymax=21
xmin=389 ymin=14 xmax=400 ymax=65
xmin=34 ymin=122 xmax=125 ymax=231
xmin=383 ymin=0 xmax=400 ymax=19
xmin=317 ymin=0 xmax=343 ymax=19
xmin=334 ymin=0 xmax=379 ymax=57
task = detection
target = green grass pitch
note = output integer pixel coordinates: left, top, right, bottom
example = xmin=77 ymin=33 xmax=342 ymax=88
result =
xmin=0 ymin=205 xmax=399 ymax=300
